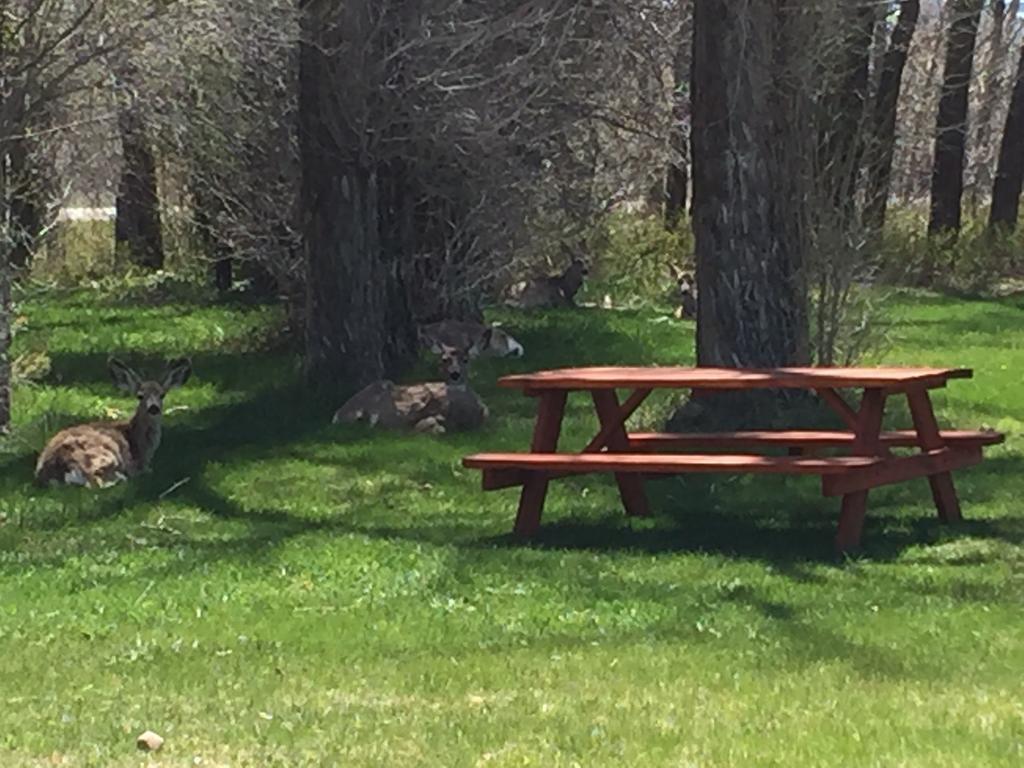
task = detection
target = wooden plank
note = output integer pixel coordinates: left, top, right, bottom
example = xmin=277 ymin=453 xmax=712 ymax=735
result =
xmin=627 ymin=429 xmax=1004 ymax=451
xmin=816 ymin=388 xmax=859 ymax=429
xmin=498 ymin=366 xmax=973 ymax=392
xmin=465 ymin=452 xmax=881 ymax=475
xmin=833 ymin=388 xmax=886 ymax=554
xmin=907 ymin=388 xmax=964 ymax=523
xmin=591 ymin=390 xmax=651 ymax=518
xmin=822 ymin=446 xmax=982 ymax=497
xmin=584 ymin=389 xmax=652 ymax=452
xmin=513 ymin=391 xmax=567 ymax=538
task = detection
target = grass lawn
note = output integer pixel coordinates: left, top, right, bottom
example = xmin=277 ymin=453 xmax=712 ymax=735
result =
xmin=1 ymin=287 xmax=1022 ymax=767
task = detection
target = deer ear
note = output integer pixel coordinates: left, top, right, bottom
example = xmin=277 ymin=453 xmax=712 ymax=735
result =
xmin=109 ymin=358 xmax=142 ymax=394
xmin=419 ymin=328 xmax=444 ymax=354
xmin=162 ymin=358 xmax=192 ymax=391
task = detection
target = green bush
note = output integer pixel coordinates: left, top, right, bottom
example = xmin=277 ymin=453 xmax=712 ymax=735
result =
xmin=877 ymin=207 xmax=1024 ymax=294
xmin=582 ymin=211 xmax=694 ymax=309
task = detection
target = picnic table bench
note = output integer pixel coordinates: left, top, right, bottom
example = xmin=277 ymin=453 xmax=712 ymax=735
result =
xmin=462 ymin=366 xmax=1004 ymax=552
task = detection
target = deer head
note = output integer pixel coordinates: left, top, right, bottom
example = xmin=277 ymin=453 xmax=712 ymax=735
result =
xmin=109 ymin=357 xmax=193 ymax=420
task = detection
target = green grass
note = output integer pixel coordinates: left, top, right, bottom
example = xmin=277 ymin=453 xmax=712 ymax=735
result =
xmin=1 ymin=287 xmax=1023 ymax=767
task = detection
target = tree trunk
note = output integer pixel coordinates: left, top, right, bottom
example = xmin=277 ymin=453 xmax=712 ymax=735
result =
xmin=300 ymin=1 xmax=417 ymax=388
xmin=7 ymin=136 xmax=43 ymax=270
xmin=818 ymin=2 xmax=876 ymax=218
xmin=664 ymin=1 xmax=692 ymax=229
xmin=115 ymin=107 xmax=164 ymax=270
xmin=928 ymin=0 xmax=984 ymax=237
xmin=690 ymin=0 xmax=810 ymax=371
xmin=990 ymin=42 xmax=1024 ymax=231
xmin=865 ymin=1 xmax=921 ymax=231
xmin=0 ymin=155 xmax=11 ymax=432
xmin=968 ymin=0 xmax=1008 ymax=211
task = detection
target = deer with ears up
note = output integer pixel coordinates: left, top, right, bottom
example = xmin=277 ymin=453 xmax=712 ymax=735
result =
xmin=332 ymin=340 xmax=488 ymax=435
xmin=35 ymin=358 xmax=192 ymax=488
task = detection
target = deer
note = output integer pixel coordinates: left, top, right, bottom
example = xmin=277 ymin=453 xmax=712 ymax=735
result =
xmin=507 ymin=243 xmax=590 ymax=309
xmin=35 ymin=358 xmax=193 ymax=488
xmin=418 ymin=320 xmax=524 ymax=359
xmin=668 ymin=265 xmax=697 ymax=320
xmin=332 ymin=341 xmax=488 ymax=434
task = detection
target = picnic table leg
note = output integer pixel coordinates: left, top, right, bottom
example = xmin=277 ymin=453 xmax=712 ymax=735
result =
xmin=591 ymin=390 xmax=651 ymax=519
xmin=835 ymin=388 xmax=886 ymax=554
xmin=906 ymin=388 xmax=963 ymax=523
xmin=514 ymin=391 xmax=568 ymax=538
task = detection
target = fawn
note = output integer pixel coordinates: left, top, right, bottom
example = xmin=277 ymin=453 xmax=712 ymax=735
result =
xmin=35 ymin=358 xmax=192 ymax=487
xmin=332 ymin=342 xmax=488 ymax=434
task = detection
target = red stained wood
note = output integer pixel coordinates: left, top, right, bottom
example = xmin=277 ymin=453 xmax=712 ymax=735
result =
xmin=823 ymin=446 xmax=982 ymax=497
xmin=627 ymin=429 xmax=1004 ymax=451
xmin=591 ymin=390 xmax=651 ymax=518
xmin=513 ymin=391 xmax=567 ymax=538
xmin=907 ymin=388 xmax=964 ymax=522
xmin=833 ymin=388 xmax=886 ymax=553
xmin=816 ymin=388 xmax=860 ymax=429
xmin=501 ymin=366 xmax=972 ymax=392
xmin=464 ymin=452 xmax=881 ymax=476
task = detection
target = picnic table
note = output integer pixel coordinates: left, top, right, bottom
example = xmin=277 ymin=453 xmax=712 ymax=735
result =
xmin=462 ymin=366 xmax=1005 ymax=552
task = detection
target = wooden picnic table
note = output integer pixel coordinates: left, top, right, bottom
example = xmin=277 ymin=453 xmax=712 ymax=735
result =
xmin=462 ymin=366 xmax=1004 ymax=552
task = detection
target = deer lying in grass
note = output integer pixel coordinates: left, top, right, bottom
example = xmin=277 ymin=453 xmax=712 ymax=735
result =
xmin=418 ymin=320 xmax=524 ymax=358
xmin=507 ymin=249 xmax=590 ymax=309
xmin=35 ymin=358 xmax=192 ymax=488
xmin=332 ymin=342 xmax=488 ymax=434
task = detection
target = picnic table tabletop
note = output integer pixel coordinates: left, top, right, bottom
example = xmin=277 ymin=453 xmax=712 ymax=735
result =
xmin=498 ymin=365 xmax=973 ymax=391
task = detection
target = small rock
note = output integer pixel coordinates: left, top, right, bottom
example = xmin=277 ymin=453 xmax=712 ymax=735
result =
xmin=137 ymin=731 xmax=164 ymax=751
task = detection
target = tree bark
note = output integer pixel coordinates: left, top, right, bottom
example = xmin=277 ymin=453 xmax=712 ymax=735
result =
xmin=115 ymin=106 xmax=164 ymax=270
xmin=990 ymin=42 xmax=1024 ymax=231
xmin=690 ymin=0 xmax=810 ymax=370
xmin=818 ymin=2 xmax=876 ymax=218
xmin=928 ymin=0 xmax=984 ymax=237
xmin=300 ymin=0 xmax=417 ymax=388
xmin=968 ymin=0 xmax=1008 ymax=210
xmin=865 ymin=1 xmax=921 ymax=231
xmin=0 ymin=155 xmax=11 ymax=433
xmin=664 ymin=1 xmax=692 ymax=229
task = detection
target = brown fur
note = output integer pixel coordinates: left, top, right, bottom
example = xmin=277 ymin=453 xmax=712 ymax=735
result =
xmin=418 ymin=320 xmax=524 ymax=358
xmin=332 ymin=344 xmax=487 ymax=434
xmin=35 ymin=358 xmax=192 ymax=488
xmin=507 ymin=257 xmax=589 ymax=309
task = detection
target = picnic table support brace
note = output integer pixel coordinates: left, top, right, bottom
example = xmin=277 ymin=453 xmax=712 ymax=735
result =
xmin=514 ymin=391 xmax=567 ymax=537
xmin=907 ymin=387 xmax=963 ymax=523
xmin=591 ymin=390 xmax=651 ymax=518
xmin=835 ymin=388 xmax=886 ymax=554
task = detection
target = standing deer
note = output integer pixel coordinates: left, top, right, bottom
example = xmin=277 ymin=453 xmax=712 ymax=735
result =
xmin=332 ymin=342 xmax=488 ymax=434
xmin=35 ymin=358 xmax=192 ymax=487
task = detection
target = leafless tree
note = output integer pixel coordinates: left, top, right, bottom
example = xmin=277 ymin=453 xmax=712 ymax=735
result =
xmin=1 ymin=0 xmax=162 ymax=430
xmin=990 ymin=39 xmax=1024 ymax=230
xmin=928 ymin=0 xmax=985 ymax=238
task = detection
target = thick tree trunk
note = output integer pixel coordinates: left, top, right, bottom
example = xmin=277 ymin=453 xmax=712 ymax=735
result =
xmin=0 ymin=156 xmax=11 ymax=432
xmin=968 ymin=0 xmax=1008 ymax=210
xmin=818 ymin=2 xmax=876 ymax=218
xmin=865 ymin=1 xmax=921 ymax=231
xmin=690 ymin=0 xmax=810 ymax=371
xmin=990 ymin=42 xmax=1024 ymax=231
xmin=664 ymin=1 xmax=692 ymax=229
xmin=115 ymin=107 xmax=164 ymax=270
xmin=300 ymin=1 xmax=417 ymax=388
xmin=928 ymin=0 xmax=984 ymax=237
xmin=7 ymin=136 xmax=43 ymax=270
